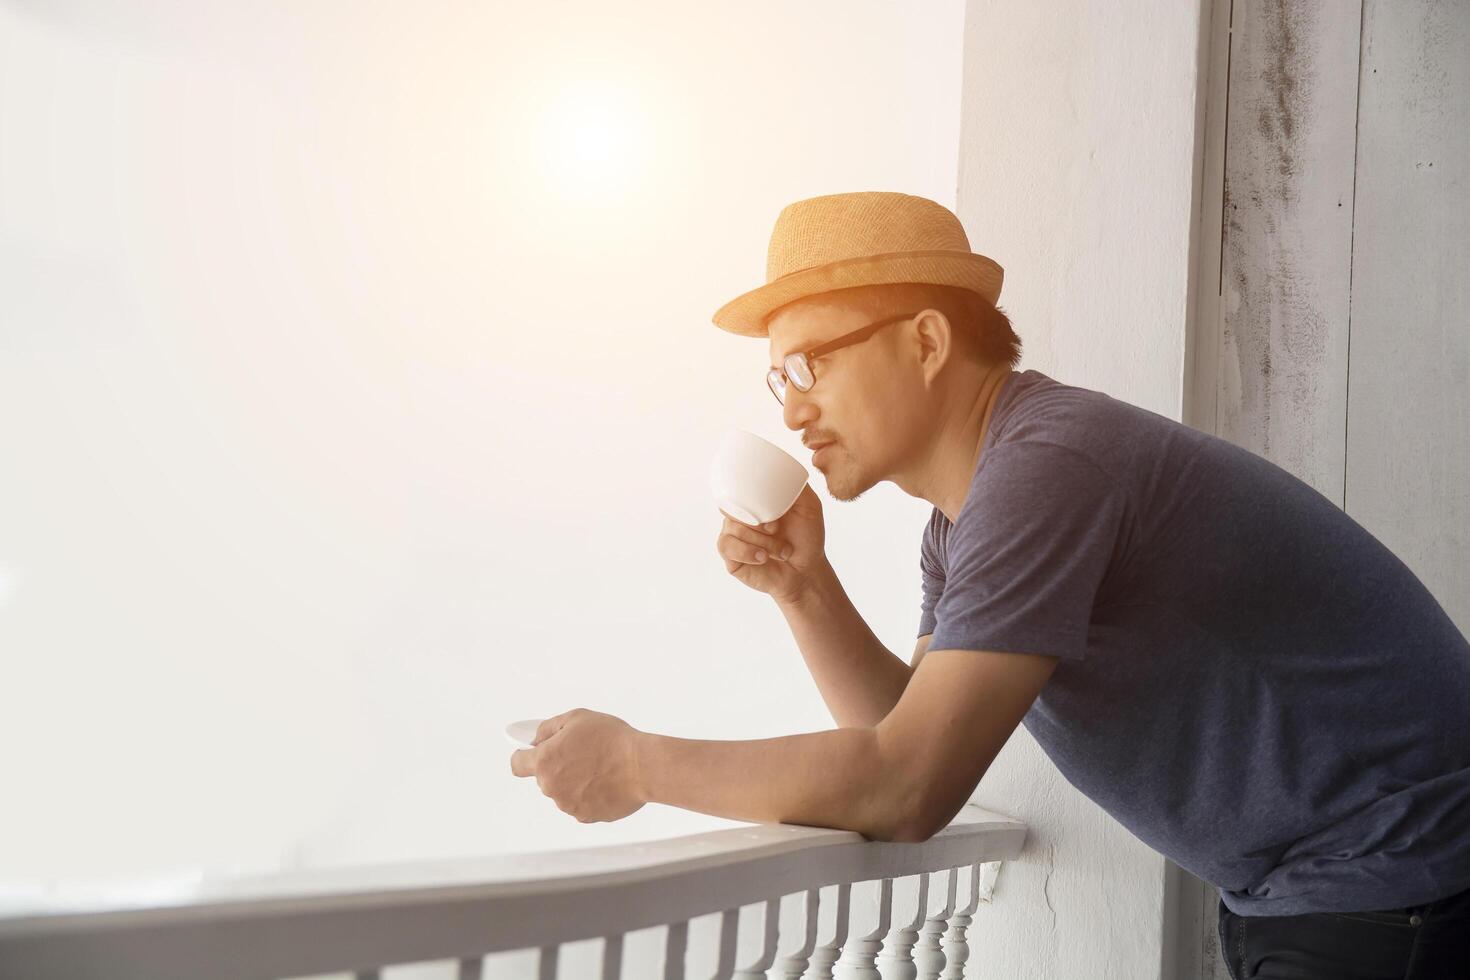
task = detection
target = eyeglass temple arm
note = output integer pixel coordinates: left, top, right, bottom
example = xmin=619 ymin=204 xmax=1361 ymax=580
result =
xmin=805 ymin=313 xmax=915 ymax=358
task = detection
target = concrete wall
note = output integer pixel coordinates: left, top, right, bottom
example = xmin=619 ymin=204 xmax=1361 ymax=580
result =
xmin=1184 ymin=0 xmax=1470 ymax=973
xmin=955 ymin=0 xmax=1206 ymax=976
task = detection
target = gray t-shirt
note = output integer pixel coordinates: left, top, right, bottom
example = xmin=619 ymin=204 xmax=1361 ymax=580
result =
xmin=918 ymin=369 xmax=1470 ymax=917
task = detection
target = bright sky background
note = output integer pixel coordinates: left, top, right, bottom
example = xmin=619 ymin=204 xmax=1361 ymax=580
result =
xmin=0 ymin=0 xmax=964 ymax=894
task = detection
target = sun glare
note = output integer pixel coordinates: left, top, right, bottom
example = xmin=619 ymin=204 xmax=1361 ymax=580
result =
xmin=538 ymin=81 xmax=652 ymax=200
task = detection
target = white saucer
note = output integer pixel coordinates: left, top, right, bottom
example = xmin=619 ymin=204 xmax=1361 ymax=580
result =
xmin=504 ymin=719 xmax=545 ymax=748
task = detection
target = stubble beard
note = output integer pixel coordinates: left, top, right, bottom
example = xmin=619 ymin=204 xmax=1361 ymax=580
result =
xmin=821 ymin=450 xmax=869 ymax=503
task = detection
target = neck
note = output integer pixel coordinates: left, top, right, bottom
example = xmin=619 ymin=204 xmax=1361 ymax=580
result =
xmin=897 ymin=362 xmax=1014 ymax=523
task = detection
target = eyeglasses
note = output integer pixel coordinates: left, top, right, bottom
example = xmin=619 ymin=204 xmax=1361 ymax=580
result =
xmin=766 ymin=313 xmax=918 ymax=406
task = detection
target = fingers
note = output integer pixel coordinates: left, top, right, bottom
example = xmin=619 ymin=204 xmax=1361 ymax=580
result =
xmin=718 ymin=531 xmax=792 ymax=565
xmin=718 ymin=513 xmax=784 ymax=548
xmin=534 ymin=714 xmax=567 ymax=746
xmin=717 ymin=518 xmax=791 ymax=564
xmin=719 ymin=508 xmax=778 ymax=530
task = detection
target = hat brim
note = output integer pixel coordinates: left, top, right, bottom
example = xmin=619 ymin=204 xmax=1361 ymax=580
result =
xmin=711 ymin=249 xmax=1004 ymax=338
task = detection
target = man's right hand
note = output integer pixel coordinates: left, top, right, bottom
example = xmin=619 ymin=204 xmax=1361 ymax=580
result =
xmin=717 ymin=483 xmax=826 ymax=605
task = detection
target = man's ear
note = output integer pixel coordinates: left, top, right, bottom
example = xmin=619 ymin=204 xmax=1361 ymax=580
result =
xmin=913 ymin=309 xmax=953 ymax=386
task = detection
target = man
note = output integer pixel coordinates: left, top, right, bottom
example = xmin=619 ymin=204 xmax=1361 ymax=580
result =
xmin=511 ymin=191 xmax=1470 ymax=977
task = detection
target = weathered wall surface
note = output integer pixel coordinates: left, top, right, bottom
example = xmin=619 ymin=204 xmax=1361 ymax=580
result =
xmin=1214 ymin=0 xmax=1360 ymax=500
xmin=955 ymin=1 xmax=1205 ymax=976
xmin=1185 ymin=1 xmax=1470 ymax=976
xmin=1202 ymin=0 xmax=1468 ymax=621
xmin=1344 ymin=0 xmax=1470 ymax=635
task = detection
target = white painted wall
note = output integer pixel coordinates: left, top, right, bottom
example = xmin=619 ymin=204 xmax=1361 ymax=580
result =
xmin=954 ymin=1 xmax=1205 ymax=977
xmin=0 ymin=1 xmax=984 ymax=975
xmin=1 ymin=0 xmax=1230 ymax=974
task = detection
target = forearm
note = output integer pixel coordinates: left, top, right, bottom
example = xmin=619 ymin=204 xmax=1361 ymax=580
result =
xmin=775 ymin=558 xmax=913 ymax=729
xmin=635 ymin=726 xmax=905 ymax=841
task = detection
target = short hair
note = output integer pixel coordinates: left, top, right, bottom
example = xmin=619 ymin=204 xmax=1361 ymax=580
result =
xmin=777 ymin=282 xmax=1022 ymax=369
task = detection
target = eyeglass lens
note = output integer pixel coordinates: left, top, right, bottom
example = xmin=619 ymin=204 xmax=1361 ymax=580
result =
xmin=769 ymin=353 xmax=814 ymax=405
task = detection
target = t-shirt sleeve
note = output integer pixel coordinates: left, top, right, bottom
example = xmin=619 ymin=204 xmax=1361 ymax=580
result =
xmin=929 ymin=441 xmax=1129 ymax=661
xmin=917 ymin=510 xmax=946 ymax=638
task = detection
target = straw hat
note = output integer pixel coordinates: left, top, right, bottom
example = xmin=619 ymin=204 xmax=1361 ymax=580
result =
xmin=711 ymin=191 xmax=1004 ymax=338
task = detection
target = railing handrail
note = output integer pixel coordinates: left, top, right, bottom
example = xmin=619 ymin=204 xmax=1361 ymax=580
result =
xmin=0 ymin=803 xmax=1025 ymax=979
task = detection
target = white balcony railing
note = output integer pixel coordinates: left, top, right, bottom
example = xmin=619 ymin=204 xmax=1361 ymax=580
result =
xmin=0 ymin=803 xmax=1025 ymax=979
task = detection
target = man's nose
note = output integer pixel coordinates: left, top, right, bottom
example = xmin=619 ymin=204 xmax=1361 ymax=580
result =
xmin=782 ymin=386 xmax=816 ymax=431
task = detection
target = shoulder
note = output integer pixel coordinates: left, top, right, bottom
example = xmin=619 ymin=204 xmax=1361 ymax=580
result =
xmin=966 ymin=440 xmax=1127 ymax=520
xmin=991 ymin=371 xmax=1141 ymax=453
xmin=985 ymin=370 xmax=1194 ymax=490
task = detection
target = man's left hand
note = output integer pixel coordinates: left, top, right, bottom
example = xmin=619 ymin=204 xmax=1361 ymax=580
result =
xmin=509 ymin=708 xmax=647 ymax=823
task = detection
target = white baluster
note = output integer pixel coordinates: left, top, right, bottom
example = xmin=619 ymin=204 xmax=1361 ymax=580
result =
xmin=709 ymin=907 xmax=740 ymax=979
xmin=536 ymin=943 xmax=559 ymax=980
xmin=733 ymin=896 xmax=782 ymax=978
xmin=834 ymin=877 xmax=892 ymax=980
xmin=876 ymin=872 xmax=930 ymax=980
xmin=773 ymin=888 xmax=820 ymax=979
xmin=806 ymin=882 xmax=852 ymax=979
xmin=601 ymin=932 xmax=624 ymax=979
xmin=913 ymin=867 xmax=959 ymax=979
xmin=940 ymin=864 xmax=981 ymax=980
xmin=974 ymin=862 xmax=1001 ymax=903
xmin=664 ymin=920 xmax=689 ymax=980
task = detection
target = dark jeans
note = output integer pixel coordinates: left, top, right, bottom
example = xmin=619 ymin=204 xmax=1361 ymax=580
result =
xmin=1216 ymin=885 xmax=1470 ymax=979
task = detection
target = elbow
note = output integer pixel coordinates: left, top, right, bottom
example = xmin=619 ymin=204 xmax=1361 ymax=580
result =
xmin=880 ymin=800 xmax=939 ymax=843
xmin=885 ymin=825 xmax=928 ymax=844
xmin=884 ymin=767 xmax=991 ymax=843
xmin=863 ymin=732 xmax=941 ymax=842
xmin=886 ymin=782 xmax=975 ymax=842
xmin=885 ymin=818 xmax=938 ymax=844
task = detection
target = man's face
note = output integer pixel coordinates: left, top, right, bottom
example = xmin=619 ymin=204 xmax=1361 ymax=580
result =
xmin=766 ymin=299 xmax=914 ymax=502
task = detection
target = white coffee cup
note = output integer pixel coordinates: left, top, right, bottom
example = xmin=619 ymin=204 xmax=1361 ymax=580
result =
xmin=709 ymin=428 xmax=810 ymax=526
xmin=504 ymin=719 xmax=543 ymax=748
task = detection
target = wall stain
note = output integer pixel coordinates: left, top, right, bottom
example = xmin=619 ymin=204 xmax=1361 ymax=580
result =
xmin=1219 ymin=0 xmax=1350 ymax=495
xmin=1258 ymin=0 xmax=1302 ymax=183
